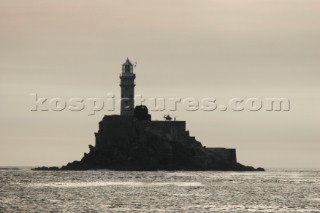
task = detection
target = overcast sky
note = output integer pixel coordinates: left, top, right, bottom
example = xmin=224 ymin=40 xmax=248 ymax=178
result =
xmin=0 ymin=0 xmax=319 ymax=168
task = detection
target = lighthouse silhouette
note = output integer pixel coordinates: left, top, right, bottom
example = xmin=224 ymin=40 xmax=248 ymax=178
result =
xmin=120 ymin=58 xmax=136 ymax=116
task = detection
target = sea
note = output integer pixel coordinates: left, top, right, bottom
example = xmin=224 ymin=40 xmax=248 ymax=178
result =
xmin=0 ymin=168 xmax=319 ymax=212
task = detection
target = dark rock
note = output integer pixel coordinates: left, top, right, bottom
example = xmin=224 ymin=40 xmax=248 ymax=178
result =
xmin=256 ymin=167 xmax=265 ymax=171
xmin=34 ymin=115 xmax=264 ymax=171
xmin=89 ymin=144 xmax=95 ymax=152
xmin=134 ymin=105 xmax=151 ymax=121
xmin=32 ymin=166 xmax=60 ymax=171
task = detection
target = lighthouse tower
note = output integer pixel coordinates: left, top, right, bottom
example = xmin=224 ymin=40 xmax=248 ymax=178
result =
xmin=120 ymin=58 xmax=136 ymax=116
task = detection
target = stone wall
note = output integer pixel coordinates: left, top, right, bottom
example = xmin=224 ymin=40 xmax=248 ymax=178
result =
xmin=207 ymin=148 xmax=237 ymax=164
xmin=142 ymin=121 xmax=187 ymax=141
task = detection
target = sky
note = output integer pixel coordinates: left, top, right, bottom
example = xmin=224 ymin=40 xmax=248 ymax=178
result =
xmin=0 ymin=0 xmax=319 ymax=168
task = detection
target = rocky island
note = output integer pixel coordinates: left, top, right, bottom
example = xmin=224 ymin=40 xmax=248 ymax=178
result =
xmin=34 ymin=58 xmax=264 ymax=172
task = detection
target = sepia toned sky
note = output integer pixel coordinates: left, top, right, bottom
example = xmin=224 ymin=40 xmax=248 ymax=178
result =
xmin=0 ymin=0 xmax=319 ymax=168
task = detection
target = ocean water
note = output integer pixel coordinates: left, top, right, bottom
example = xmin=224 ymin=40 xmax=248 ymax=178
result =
xmin=0 ymin=168 xmax=319 ymax=212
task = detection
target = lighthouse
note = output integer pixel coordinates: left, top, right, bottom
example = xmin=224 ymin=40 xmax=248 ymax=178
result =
xmin=120 ymin=58 xmax=136 ymax=116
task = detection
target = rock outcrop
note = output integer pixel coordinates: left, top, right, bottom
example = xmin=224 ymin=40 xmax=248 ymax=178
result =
xmin=34 ymin=114 xmax=264 ymax=171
